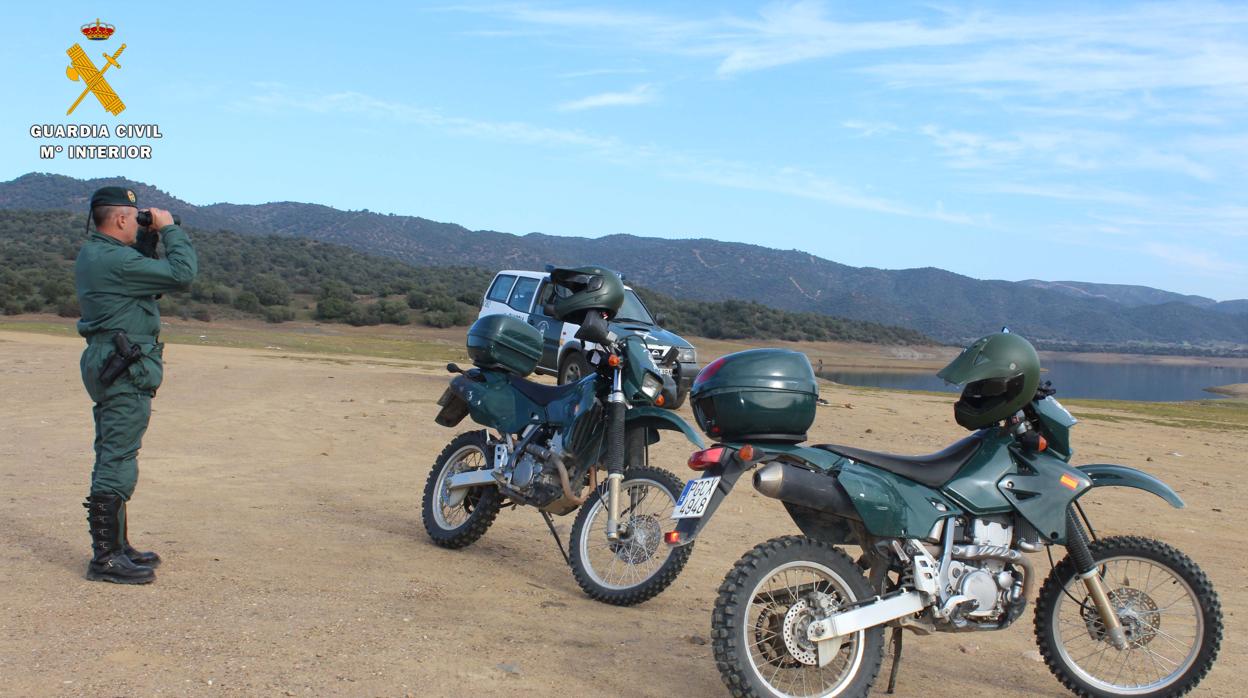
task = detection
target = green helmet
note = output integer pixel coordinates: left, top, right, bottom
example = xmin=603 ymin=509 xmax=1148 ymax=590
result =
xmin=548 ymin=265 xmax=625 ymax=324
xmin=937 ymin=331 xmax=1041 ymax=430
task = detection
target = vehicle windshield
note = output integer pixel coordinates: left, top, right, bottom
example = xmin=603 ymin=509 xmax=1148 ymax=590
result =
xmin=615 ymin=290 xmax=655 ymax=325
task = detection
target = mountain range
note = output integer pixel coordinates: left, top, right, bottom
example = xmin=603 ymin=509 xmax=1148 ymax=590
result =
xmin=3 ymin=172 xmax=1244 ymax=353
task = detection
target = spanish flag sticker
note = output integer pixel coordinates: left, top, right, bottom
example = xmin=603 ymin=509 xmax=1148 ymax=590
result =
xmin=1060 ymin=474 xmax=1080 ymax=490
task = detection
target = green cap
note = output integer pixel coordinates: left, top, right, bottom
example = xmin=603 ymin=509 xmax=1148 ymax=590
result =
xmin=89 ymin=186 xmax=138 ymax=209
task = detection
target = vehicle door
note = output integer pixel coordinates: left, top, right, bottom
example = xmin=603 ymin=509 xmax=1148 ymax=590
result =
xmin=480 ymin=273 xmax=518 ymax=319
xmin=528 ymin=279 xmax=564 ymax=371
xmin=504 ymin=275 xmax=541 ymax=321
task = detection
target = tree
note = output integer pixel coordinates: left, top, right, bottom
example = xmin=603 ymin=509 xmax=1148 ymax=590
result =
xmin=234 ymin=291 xmax=261 ymax=313
xmin=316 ymin=297 xmax=352 ymax=320
xmin=246 ymin=274 xmax=291 ymax=307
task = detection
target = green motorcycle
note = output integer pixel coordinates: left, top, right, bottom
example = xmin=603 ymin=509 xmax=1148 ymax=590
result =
xmin=670 ymin=333 xmax=1222 ymax=697
xmin=423 ymin=266 xmax=705 ymax=605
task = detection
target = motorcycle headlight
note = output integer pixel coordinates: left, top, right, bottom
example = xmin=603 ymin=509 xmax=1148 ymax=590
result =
xmin=640 ymin=372 xmax=663 ymax=400
xmin=677 ymin=347 xmax=696 ymax=363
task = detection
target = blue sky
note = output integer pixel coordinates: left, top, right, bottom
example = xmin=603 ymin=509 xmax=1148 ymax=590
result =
xmin=5 ymin=2 xmax=1246 ymax=300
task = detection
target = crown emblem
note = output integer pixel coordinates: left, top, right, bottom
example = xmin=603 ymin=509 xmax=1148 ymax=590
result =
xmin=80 ymin=18 xmax=115 ymax=41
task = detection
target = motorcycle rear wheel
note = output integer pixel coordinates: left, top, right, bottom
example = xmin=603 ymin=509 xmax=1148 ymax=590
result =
xmin=712 ymin=535 xmax=884 ymax=698
xmin=1034 ymin=535 xmax=1222 ymax=698
xmin=569 ymin=465 xmax=692 ymax=606
xmin=421 ymin=430 xmax=502 ymax=549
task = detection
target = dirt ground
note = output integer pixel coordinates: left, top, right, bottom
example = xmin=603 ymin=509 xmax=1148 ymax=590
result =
xmin=0 ymin=329 xmax=1242 ymax=697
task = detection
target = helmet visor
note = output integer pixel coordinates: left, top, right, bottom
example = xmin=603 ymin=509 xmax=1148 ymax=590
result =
xmin=959 ymin=375 xmax=1023 ymax=409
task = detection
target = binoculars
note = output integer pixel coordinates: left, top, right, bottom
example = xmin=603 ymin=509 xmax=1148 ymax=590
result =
xmin=136 ymin=210 xmax=182 ymax=228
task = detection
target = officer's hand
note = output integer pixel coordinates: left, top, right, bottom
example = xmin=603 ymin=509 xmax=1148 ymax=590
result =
xmin=149 ymin=208 xmax=174 ymax=229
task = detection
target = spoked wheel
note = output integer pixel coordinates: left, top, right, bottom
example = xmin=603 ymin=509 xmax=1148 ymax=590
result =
xmin=421 ymin=431 xmax=502 ymax=549
xmin=713 ymin=536 xmax=884 ymax=698
xmin=1035 ymin=536 xmax=1222 ymax=698
xmin=569 ymin=465 xmax=692 ymax=606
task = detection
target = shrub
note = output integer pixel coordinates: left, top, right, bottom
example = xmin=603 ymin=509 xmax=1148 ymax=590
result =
xmin=233 ymin=291 xmax=261 ymax=313
xmin=263 ymin=305 xmax=295 ymax=323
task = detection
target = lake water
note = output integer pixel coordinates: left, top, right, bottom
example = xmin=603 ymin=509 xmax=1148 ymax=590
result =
xmin=820 ymin=359 xmax=1248 ymax=402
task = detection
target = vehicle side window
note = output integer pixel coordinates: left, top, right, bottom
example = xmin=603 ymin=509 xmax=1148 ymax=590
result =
xmin=508 ymin=277 xmax=540 ymax=312
xmin=534 ymin=282 xmax=556 ymax=315
xmin=486 ymin=275 xmax=516 ymax=302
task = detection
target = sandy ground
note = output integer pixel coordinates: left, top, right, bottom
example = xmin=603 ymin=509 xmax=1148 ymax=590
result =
xmin=0 ymin=329 xmax=1242 ymax=697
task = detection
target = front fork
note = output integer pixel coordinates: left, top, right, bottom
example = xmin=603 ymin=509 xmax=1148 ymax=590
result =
xmin=604 ymin=366 xmax=626 ymax=541
xmin=1066 ymin=508 xmax=1128 ymax=650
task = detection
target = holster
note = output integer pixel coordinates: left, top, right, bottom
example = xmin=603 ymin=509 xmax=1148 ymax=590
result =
xmin=99 ymin=332 xmax=144 ymax=386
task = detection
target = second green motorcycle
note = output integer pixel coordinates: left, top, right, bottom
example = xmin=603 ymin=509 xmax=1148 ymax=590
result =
xmin=422 ymin=266 xmax=705 ymax=605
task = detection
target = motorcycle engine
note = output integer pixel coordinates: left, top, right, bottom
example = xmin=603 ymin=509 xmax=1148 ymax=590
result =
xmin=503 ymin=431 xmax=571 ymax=509
xmin=949 ymin=517 xmax=1017 ymax=620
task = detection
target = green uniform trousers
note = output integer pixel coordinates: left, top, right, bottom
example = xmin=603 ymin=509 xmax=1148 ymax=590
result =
xmin=90 ymin=392 xmax=151 ymax=499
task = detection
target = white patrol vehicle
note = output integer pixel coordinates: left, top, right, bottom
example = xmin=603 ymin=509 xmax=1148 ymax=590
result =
xmin=479 ymin=269 xmax=699 ymax=408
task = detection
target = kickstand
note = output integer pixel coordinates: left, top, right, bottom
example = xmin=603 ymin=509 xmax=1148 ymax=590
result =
xmin=886 ymin=627 xmax=904 ymax=694
xmin=540 ymin=511 xmax=570 ymax=567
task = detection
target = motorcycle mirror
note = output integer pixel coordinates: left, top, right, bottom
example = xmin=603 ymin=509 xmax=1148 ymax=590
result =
xmin=654 ymin=313 xmax=666 ymax=326
xmin=575 ymin=312 xmax=612 ymax=344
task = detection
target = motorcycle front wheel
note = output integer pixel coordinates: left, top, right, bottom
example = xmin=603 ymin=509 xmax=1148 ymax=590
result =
xmin=712 ymin=536 xmax=884 ymax=698
xmin=568 ymin=465 xmax=692 ymax=606
xmin=1034 ymin=535 xmax=1222 ymax=698
xmin=421 ymin=430 xmax=502 ymax=549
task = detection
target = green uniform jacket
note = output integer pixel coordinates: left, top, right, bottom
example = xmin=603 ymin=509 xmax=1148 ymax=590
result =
xmin=75 ymin=226 xmax=197 ymax=402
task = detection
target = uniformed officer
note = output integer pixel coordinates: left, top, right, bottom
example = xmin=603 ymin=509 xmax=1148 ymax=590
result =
xmin=75 ymin=186 xmax=197 ymax=584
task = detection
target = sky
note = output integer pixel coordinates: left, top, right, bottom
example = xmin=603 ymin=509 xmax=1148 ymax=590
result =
xmin=4 ymin=1 xmax=1246 ymax=300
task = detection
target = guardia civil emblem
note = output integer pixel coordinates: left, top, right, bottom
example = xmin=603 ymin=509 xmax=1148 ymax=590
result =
xmin=65 ymin=19 xmax=126 ymax=116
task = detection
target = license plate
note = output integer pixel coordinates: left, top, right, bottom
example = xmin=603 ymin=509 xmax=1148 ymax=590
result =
xmin=672 ymin=476 xmax=720 ymax=519
xmin=659 ymin=367 xmax=673 ymax=376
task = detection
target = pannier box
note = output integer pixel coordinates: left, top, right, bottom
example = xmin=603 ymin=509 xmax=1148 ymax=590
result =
xmin=466 ymin=315 xmax=542 ymax=376
xmin=690 ymin=348 xmax=818 ymax=443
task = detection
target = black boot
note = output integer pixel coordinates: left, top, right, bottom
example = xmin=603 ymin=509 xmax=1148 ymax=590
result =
xmin=84 ymin=494 xmax=155 ymax=584
xmin=120 ymin=501 xmax=161 ymax=568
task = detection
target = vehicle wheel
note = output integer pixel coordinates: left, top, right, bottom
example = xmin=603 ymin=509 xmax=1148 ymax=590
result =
xmin=421 ymin=430 xmax=502 ymax=549
xmin=713 ymin=535 xmax=884 ymax=698
xmin=670 ymin=385 xmax=688 ymax=409
xmin=558 ymin=351 xmax=592 ymax=385
xmin=1034 ymin=535 xmax=1222 ymax=698
xmin=569 ymin=465 xmax=692 ymax=606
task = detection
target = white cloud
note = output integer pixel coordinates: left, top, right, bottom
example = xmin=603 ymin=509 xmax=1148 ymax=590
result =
xmin=231 ymin=84 xmax=979 ymax=226
xmin=1141 ymin=242 xmax=1247 ymax=274
xmin=461 ymin=3 xmax=1248 ymax=100
xmin=558 ymin=67 xmax=649 ymax=79
xmin=841 ymin=120 xmax=898 ymax=137
xmin=557 ymin=84 xmax=657 ymax=111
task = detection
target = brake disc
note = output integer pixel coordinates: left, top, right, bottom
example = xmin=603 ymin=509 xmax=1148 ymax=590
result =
xmin=782 ymin=599 xmax=820 ymax=667
xmin=610 ymin=514 xmax=662 ymax=564
xmin=1081 ymin=587 xmax=1161 ymax=647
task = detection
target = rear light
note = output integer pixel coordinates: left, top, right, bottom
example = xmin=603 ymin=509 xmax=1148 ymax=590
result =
xmin=664 ymin=531 xmax=682 ymax=545
xmin=687 ymin=446 xmax=725 ymax=471
xmin=693 ymin=357 xmax=726 ymax=388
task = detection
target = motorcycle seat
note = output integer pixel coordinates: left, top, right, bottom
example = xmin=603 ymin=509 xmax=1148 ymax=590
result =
xmin=812 ymin=432 xmax=987 ymax=488
xmin=507 ymin=375 xmax=584 ymax=406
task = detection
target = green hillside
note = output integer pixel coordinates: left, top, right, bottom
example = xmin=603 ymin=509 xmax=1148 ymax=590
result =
xmin=0 ymin=209 xmax=931 ymax=345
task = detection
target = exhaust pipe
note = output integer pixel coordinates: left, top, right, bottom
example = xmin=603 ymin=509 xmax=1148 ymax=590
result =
xmin=753 ymin=462 xmax=862 ymax=522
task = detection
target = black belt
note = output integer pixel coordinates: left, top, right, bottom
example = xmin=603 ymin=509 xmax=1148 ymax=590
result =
xmin=88 ymin=332 xmax=158 ymax=345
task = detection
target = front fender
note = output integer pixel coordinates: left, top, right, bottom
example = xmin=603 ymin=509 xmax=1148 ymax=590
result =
xmin=1077 ymin=464 xmax=1184 ymax=509
xmin=625 ymin=406 xmax=705 ymax=449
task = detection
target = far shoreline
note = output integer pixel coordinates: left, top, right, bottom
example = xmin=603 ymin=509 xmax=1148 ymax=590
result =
xmin=3 ymin=314 xmax=1246 ymax=377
